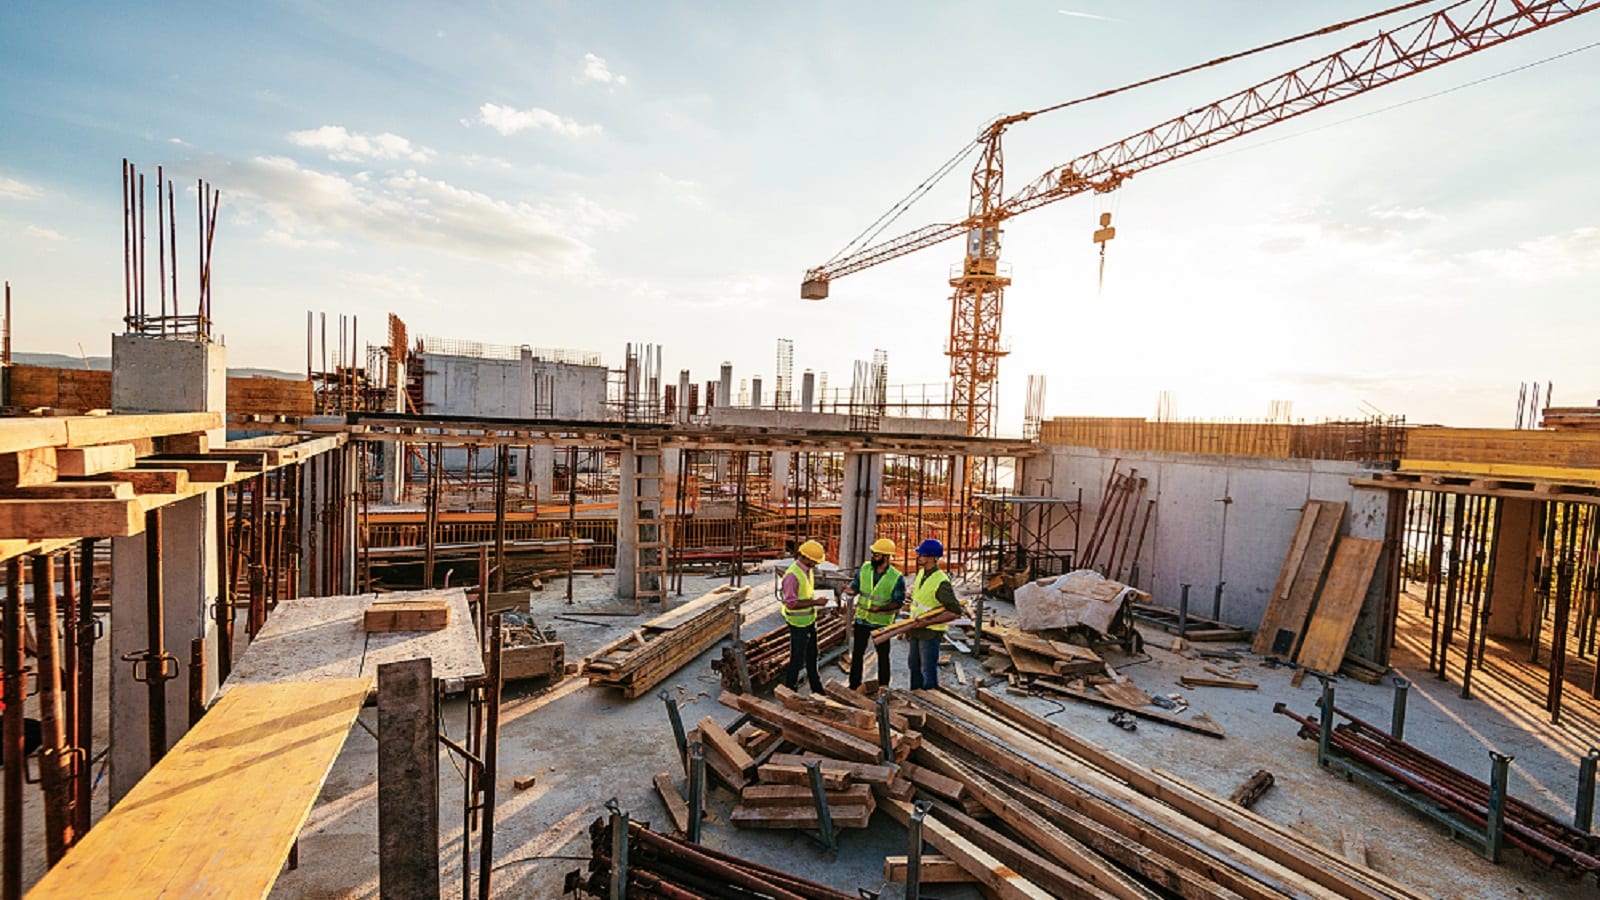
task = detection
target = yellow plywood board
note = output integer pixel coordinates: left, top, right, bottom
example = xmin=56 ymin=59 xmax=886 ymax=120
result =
xmin=28 ymin=678 xmax=370 ymax=899
xmin=1399 ymin=459 xmax=1600 ymax=486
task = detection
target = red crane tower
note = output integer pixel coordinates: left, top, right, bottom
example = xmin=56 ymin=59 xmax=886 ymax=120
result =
xmin=802 ymin=0 xmax=1599 ymax=443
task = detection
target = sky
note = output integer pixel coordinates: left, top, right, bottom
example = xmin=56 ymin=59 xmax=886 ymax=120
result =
xmin=1 ymin=1 xmax=1597 ymax=435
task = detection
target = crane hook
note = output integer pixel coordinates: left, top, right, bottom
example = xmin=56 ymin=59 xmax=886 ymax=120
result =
xmin=1093 ymin=212 xmax=1116 ymax=295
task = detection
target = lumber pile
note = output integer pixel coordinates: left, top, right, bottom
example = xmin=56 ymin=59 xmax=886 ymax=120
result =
xmin=1541 ymin=406 xmax=1600 ymax=431
xmin=578 ymin=815 xmax=857 ymax=900
xmin=704 ymin=680 xmax=935 ymax=832
xmin=581 ymin=585 xmax=749 ymax=698
xmin=710 ymin=605 xmax=848 ymax=691
xmin=894 ymin=686 xmax=1427 ymax=900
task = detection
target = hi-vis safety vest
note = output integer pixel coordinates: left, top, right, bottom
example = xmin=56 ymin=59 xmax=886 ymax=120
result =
xmin=854 ymin=562 xmax=901 ymax=627
xmin=909 ymin=568 xmax=951 ymax=632
xmin=780 ymin=561 xmax=817 ymax=627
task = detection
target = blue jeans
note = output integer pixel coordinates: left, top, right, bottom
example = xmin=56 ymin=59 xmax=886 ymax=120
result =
xmin=908 ymin=635 xmax=941 ymax=690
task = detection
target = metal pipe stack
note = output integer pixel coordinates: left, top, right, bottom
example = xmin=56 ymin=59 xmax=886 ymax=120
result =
xmin=577 ymin=816 xmax=856 ymax=899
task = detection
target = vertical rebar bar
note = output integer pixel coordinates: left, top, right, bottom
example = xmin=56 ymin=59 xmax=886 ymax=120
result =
xmin=3 ymin=558 xmax=22 ymax=900
xmin=478 ymin=614 xmax=502 ymax=900
xmin=75 ymin=539 xmax=94 ymax=834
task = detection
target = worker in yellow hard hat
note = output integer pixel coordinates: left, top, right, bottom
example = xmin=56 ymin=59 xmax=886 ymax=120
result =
xmin=843 ymin=537 xmax=905 ymax=690
xmin=780 ymin=539 xmax=829 ymax=693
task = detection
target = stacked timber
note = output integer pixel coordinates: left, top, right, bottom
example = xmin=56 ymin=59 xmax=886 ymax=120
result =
xmin=578 ymin=816 xmax=857 ymax=900
xmin=710 ymin=605 xmax=848 ymax=691
xmin=895 ymin=686 xmax=1428 ymax=900
xmin=581 ymin=585 xmax=748 ymax=698
xmin=1542 ymin=406 xmax=1600 ymax=431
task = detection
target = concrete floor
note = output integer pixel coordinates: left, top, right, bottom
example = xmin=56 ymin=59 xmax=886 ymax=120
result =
xmin=11 ymin=575 xmax=1594 ymax=897
xmin=263 ymin=574 xmax=1600 ymax=899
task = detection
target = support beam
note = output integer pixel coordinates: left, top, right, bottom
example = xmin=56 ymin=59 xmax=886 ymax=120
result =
xmin=378 ymin=658 xmax=440 ymax=899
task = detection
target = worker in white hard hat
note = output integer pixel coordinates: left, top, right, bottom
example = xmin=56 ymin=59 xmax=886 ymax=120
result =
xmin=843 ymin=537 xmax=905 ymax=690
xmin=906 ymin=538 xmax=960 ymax=690
xmin=780 ymin=539 xmax=829 ymax=693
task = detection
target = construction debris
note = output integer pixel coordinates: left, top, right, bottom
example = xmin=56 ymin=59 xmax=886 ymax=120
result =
xmin=1229 ymin=769 xmax=1275 ymax=808
xmin=582 ymin=585 xmax=749 ymax=698
xmin=500 ymin=613 xmax=566 ymax=682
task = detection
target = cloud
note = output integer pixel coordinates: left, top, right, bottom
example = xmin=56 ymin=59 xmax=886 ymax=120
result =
xmin=655 ymin=173 xmax=705 ymax=208
xmin=194 ymin=154 xmax=613 ymax=271
xmin=581 ymin=53 xmax=628 ymax=87
xmin=288 ymin=125 xmax=435 ymax=162
xmin=1369 ymin=205 xmax=1441 ymax=223
xmin=478 ymin=103 xmax=601 ymax=138
xmin=1462 ymin=227 xmax=1600 ymax=279
xmin=1058 ymin=9 xmax=1118 ymax=21
xmin=339 ymin=269 xmax=429 ymax=304
xmin=262 ymin=229 xmax=341 ymax=250
xmin=0 ymin=176 xmax=42 ymax=200
xmin=22 ymin=225 xmax=66 ymax=241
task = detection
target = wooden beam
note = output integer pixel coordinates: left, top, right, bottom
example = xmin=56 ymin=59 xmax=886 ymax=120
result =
xmin=378 ymin=659 xmax=439 ymax=898
xmin=136 ymin=458 xmax=236 ymax=483
xmin=0 ymin=482 xmax=134 ymax=501
xmin=0 ymin=448 xmax=57 ymax=487
xmin=90 ymin=468 xmax=190 ymax=494
xmin=0 ymin=498 xmax=143 ymax=539
xmin=61 ymin=412 xmax=220 ymax=449
xmin=653 ymin=772 xmax=692 ymax=834
xmin=55 ymin=444 xmax=137 ymax=478
xmin=884 ymin=855 xmax=978 ymax=884
xmin=879 ymin=799 xmax=1054 ymax=900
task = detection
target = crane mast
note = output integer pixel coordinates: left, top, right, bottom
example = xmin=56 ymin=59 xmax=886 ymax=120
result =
xmin=803 ymin=0 xmax=1600 ymax=449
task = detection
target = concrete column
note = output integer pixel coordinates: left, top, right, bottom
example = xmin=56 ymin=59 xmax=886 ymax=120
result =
xmin=751 ymin=377 xmax=763 ymax=409
xmin=718 ymin=363 xmax=733 ymax=410
xmin=108 ymin=334 xmax=224 ymax=803
xmin=677 ymin=370 xmax=691 ymax=424
xmin=1488 ymin=498 xmax=1540 ymax=639
xmin=769 ymin=451 xmax=791 ymax=505
xmin=529 ymin=445 xmax=555 ymax=504
xmin=838 ymin=452 xmax=884 ymax=571
xmin=298 ymin=457 xmax=317 ymax=598
xmin=380 ymin=358 xmax=406 ymax=505
xmin=617 ymin=447 xmax=637 ymax=598
xmin=800 ymin=371 xmax=815 ymax=413
xmin=342 ymin=442 xmax=358 ymax=594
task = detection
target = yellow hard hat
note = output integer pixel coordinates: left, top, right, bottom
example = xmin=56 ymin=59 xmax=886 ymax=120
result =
xmin=798 ymin=540 xmax=826 ymax=563
xmin=869 ymin=538 xmax=896 ymax=556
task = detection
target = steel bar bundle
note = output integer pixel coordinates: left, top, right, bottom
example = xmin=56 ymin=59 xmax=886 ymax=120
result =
xmin=710 ymin=606 xmax=847 ymax=691
xmin=1276 ymin=702 xmax=1600 ymax=876
xmin=583 ymin=586 xmax=749 ymax=698
xmin=578 ymin=816 xmax=856 ymax=899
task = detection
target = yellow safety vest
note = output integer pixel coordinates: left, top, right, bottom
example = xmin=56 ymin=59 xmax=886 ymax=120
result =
xmin=909 ymin=568 xmax=951 ymax=632
xmin=780 ymin=561 xmax=816 ymax=627
xmin=854 ymin=562 xmax=901 ymax=627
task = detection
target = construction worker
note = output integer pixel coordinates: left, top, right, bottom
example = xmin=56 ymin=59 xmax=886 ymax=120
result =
xmin=843 ymin=537 xmax=904 ymax=690
xmin=906 ymin=538 xmax=961 ymax=690
xmin=780 ymin=539 xmax=829 ymax=694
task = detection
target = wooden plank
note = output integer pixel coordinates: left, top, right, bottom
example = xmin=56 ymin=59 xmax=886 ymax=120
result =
xmin=0 ymin=448 xmax=57 ymax=487
xmin=697 ymin=715 xmax=757 ymax=778
xmin=0 ymin=418 xmax=69 ymax=455
xmin=136 ymin=458 xmax=236 ymax=483
xmin=900 ymin=762 xmax=966 ymax=803
xmin=653 ymin=772 xmax=692 ymax=834
xmin=27 ymin=678 xmax=369 ymax=899
xmin=880 ymin=800 xmax=1054 ymax=900
xmin=378 ymin=659 xmax=439 ymax=899
xmin=719 ymin=692 xmax=882 ymax=762
xmin=89 ymin=467 xmax=189 ymax=494
xmin=1033 ymin=680 xmax=1224 ymax=737
xmin=363 ymin=599 xmax=451 ymax=633
xmin=0 ymin=497 xmax=143 ymax=539
xmin=1178 ymin=675 xmax=1258 ymax=690
xmin=755 ymin=764 xmax=850 ymax=790
xmin=0 ymin=482 xmax=134 ymax=501
xmin=62 ymin=412 xmax=221 ymax=449
xmin=729 ymin=802 xmax=872 ymax=829
xmin=55 ymin=443 xmax=137 ymax=477
xmin=1294 ymin=537 xmax=1383 ymax=674
xmin=961 ymin=689 xmax=1422 ymax=900
xmin=738 ymin=783 xmax=873 ymax=807
xmin=1253 ymin=503 xmax=1319 ymax=655
xmin=884 ymin=855 xmax=979 ymax=884
xmin=766 ymin=753 xmax=898 ymax=785
xmin=1255 ymin=500 xmax=1344 ymax=658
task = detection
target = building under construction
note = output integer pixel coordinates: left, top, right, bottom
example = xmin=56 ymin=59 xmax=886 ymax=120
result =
xmin=4 ymin=3 xmax=1600 ymax=898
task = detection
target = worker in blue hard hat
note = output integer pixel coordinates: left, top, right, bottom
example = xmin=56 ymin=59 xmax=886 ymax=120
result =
xmin=780 ymin=539 xmax=829 ymax=694
xmin=905 ymin=538 xmax=961 ymax=690
xmin=843 ymin=537 xmax=905 ymax=690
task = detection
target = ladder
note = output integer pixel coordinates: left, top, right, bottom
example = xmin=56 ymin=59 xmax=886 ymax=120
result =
xmin=631 ymin=437 xmax=666 ymax=611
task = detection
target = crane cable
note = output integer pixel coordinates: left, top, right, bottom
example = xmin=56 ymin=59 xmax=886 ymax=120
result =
xmin=823 ymin=0 xmax=1445 ymax=268
xmin=1020 ymin=0 xmax=1448 ymax=121
xmin=823 ymin=136 xmax=984 ymax=266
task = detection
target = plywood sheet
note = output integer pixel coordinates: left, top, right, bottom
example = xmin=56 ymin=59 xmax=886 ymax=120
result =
xmin=1254 ymin=500 xmax=1345 ymax=657
xmin=1295 ymin=537 xmax=1383 ymax=674
xmin=28 ymin=679 xmax=370 ymax=899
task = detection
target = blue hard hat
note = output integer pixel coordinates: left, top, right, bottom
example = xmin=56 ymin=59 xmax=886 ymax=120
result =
xmin=914 ymin=538 xmax=944 ymax=558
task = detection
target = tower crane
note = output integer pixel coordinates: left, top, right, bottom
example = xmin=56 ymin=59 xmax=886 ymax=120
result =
xmin=802 ymin=0 xmax=1599 ymax=443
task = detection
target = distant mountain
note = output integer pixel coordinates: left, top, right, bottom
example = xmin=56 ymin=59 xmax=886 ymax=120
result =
xmin=10 ymin=352 xmax=303 ymax=381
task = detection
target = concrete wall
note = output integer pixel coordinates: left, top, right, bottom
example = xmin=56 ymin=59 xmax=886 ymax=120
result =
xmin=418 ymin=351 xmax=606 ymax=420
xmin=1022 ymin=447 xmax=1393 ymax=658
